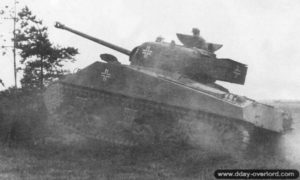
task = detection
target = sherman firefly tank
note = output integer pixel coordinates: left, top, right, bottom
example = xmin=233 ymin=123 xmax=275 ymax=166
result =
xmin=44 ymin=22 xmax=292 ymax=154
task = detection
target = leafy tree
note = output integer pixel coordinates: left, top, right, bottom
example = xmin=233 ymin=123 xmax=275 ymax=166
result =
xmin=15 ymin=6 xmax=78 ymax=89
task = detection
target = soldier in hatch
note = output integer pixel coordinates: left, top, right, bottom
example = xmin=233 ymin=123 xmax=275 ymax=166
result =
xmin=192 ymin=28 xmax=207 ymax=50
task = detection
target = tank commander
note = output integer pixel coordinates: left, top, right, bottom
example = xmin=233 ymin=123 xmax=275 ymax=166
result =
xmin=192 ymin=28 xmax=207 ymax=50
xmin=155 ymin=36 xmax=164 ymax=42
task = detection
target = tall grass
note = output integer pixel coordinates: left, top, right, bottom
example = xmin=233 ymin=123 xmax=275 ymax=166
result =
xmin=0 ymin=88 xmax=48 ymax=146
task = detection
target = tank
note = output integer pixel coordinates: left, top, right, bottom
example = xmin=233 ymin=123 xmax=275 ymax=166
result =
xmin=44 ymin=22 xmax=293 ymax=155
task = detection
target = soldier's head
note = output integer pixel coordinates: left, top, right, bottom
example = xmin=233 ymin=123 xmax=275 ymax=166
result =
xmin=192 ymin=28 xmax=200 ymax=36
xmin=155 ymin=36 xmax=164 ymax=42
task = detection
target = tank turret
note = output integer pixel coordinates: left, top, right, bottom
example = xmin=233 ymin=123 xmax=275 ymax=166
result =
xmin=55 ymin=22 xmax=247 ymax=86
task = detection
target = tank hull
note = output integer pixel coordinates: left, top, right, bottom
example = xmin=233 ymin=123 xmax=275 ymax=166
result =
xmin=44 ymin=61 xmax=292 ymax=154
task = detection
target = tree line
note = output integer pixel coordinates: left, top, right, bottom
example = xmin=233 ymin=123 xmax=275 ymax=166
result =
xmin=0 ymin=5 xmax=78 ymax=145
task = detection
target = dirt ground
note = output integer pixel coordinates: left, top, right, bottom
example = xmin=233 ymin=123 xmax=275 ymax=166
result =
xmin=0 ymin=101 xmax=299 ymax=180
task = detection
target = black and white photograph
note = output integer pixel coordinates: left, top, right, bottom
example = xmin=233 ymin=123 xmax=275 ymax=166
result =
xmin=0 ymin=0 xmax=299 ymax=179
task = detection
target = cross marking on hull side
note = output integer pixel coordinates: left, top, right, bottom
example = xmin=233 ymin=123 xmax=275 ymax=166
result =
xmin=101 ymin=68 xmax=111 ymax=81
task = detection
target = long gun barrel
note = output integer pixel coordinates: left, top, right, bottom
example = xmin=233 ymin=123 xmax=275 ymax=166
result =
xmin=55 ymin=22 xmax=131 ymax=56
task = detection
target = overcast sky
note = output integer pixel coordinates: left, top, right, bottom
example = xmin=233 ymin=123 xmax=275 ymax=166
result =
xmin=0 ymin=0 xmax=299 ymax=100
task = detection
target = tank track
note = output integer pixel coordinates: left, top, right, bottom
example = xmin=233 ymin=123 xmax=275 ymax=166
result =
xmin=44 ymin=82 xmax=253 ymax=155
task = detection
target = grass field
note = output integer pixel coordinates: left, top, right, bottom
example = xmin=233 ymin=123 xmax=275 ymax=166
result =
xmin=0 ymin=99 xmax=299 ymax=179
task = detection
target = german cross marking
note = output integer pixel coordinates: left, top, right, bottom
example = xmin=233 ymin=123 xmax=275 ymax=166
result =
xmin=142 ymin=46 xmax=152 ymax=58
xmin=101 ymin=68 xmax=111 ymax=81
xmin=233 ymin=66 xmax=241 ymax=78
